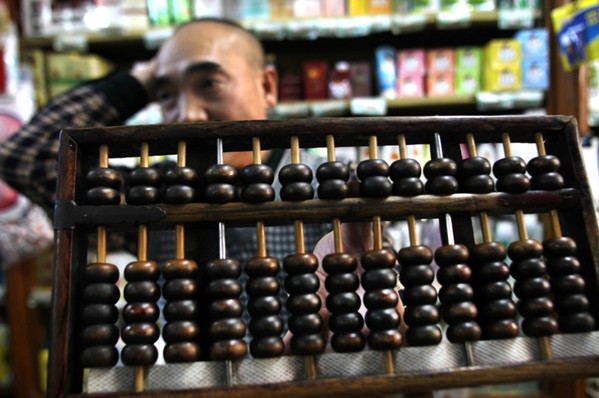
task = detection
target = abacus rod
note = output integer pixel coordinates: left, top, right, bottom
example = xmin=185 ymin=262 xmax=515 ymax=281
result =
xmin=177 ymin=141 xmax=186 ymax=167
xmin=372 ymin=216 xmax=383 ymax=251
xmin=398 ymin=134 xmax=407 ymax=160
xmin=369 ymin=135 xmax=378 ymax=159
xmin=501 ymin=133 xmax=512 ymax=157
xmin=466 ymin=134 xmax=492 ymax=244
xmin=333 ymin=217 xmax=343 ymax=254
xmin=140 ymin=143 xmax=149 ymax=168
xmin=138 ymin=225 xmax=147 ymax=262
xmin=252 ymin=137 xmax=261 ymax=164
xmin=535 ymin=132 xmax=547 ymax=156
xmin=326 ymin=135 xmax=335 ymax=161
xmin=256 ymin=221 xmax=266 ymax=257
xmin=291 ymin=136 xmax=300 ymax=164
xmin=97 ymin=226 xmax=106 ymax=263
xmin=295 ymin=221 xmax=305 ymax=254
xmin=398 ymin=134 xmax=420 ymax=247
xmin=534 ymin=133 xmax=563 ymax=238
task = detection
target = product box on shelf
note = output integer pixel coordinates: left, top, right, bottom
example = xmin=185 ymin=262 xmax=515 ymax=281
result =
xmin=368 ymin=0 xmax=392 ymax=14
xmin=397 ymin=49 xmax=426 ymax=77
xmin=349 ymin=61 xmax=372 ymax=97
xmin=454 ymin=47 xmax=482 ymax=73
xmin=375 ymin=46 xmax=397 ymax=98
xmin=292 ymin=0 xmax=321 ymax=17
xmin=514 ymin=28 xmax=549 ymax=59
xmin=521 ymin=60 xmax=549 ymax=90
xmin=278 ymin=73 xmax=303 ymax=101
xmin=303 ymin=60 xmax=329 ymax=100
xmin=397 ymin=74 xmax=425 ymax=97
xmin=483 ymin=65 xmax=522 ymax=92
xmin=454 ymin=70 xmax=480 ymax=94
xmin=347 ymin=0 xmax=368 ymax=15
xmin=321 ymin=0 xmax=346 ymax=16
xmin=426 ymin=73 xmax=454 ymax=96
xmin=484 ymin=39 xmax=522 ymax=68
xmin=427 ymin=48 xmax=455 ymax=75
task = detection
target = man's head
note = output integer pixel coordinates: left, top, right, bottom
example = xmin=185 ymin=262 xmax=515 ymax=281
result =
xmin=152 ymin=18 xmax=278 ymax=124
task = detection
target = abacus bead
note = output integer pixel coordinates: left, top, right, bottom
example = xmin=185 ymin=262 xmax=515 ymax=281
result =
xmin=163 ymin=279 xmax=198 ymax=300
xmin=442 ymin=301 xmax=477 ymax=322
xmin=459 ymin=156 xmax=491 ymax=177
xmin=390 ymin=158 xmax=422 ymax=179
xmin=518 ymin=297 xmax=554 ymax=317
xmin=423 ymin=158 xmax=457 ymax=178
xmin=124 ymin=260 xmax=160 ymax=281
xmin=210 ymin=340 xmax=247 ymax=360
xmin=510 ymin=257 xmax=546 ymax=278
xmin=126 ymin=186 xmax=162 ymax=205
xmin=250 ymin=337 xmax=284 ymax=358
xmin=86 ymin=187 xmax=121 ymax=205
xmin=242 ymin=183 xmax=275 ymax=203
xmin=164 ymin=166 xmax=199 ymax=186
xmin=560 ymin=313 xmax=595 ymax=332
xmin=479 ymin=299 xmax=517 ymax=319
xmin=522 ymin=317 xmax=558 ymax=337
xmin=363 ymin=289 xmax=399 ymax=309
xmin=164 ymin=342 xmax=201 ymax=362
xmin=507 ymin=239 xmax=543 ymax=260
xmin=129 ymin=167 xmax=162 ymax=187
xmin=530 ymin=172 xmax=564 ymax=191
xmin=548 ymin=257 xmax=581 ymax=276
xmin=361 ymin=269 xmax=398 ymax=290
xmin=248 ymin=296 xmax=281 ymax=316
xmin=403 ymin=304 xmax=439 ymax=325
xmin=204 ymin=164 xmax=238 ymax=184
xmin=288 ymin=313 xmax=323 ymax=334
xmin=329 ymin=313 xmax=364 ymax=332
xmin=357 ymin=159 xmax=389 ymax=179
xmin=495 ymin=174 xmax=530 ymax=193
xmin=361 ymin=249 xmax=397 ymax=270
xmin=284 ymin=253 xmax=319 ymax=274
xmin=287 ymin=294 xmax=321 ymax=314
xmin=402 ymin=285 xmax=438 ymax=304
xmin=514 ymin=278 xmax=551 ymax=298
xmin=326 ymin=292 xmax=361 ymax=312
xmin=81 ymin=304 xmax=118 ymax=324
xmin=332 ymin=333 xmax=365 ymax=352
xmin=245 ymin=256 xmax=279 ymax=277
xmin=291 ymin=335 xmax=326 ymax=354
xmin=123 ymin=303 xmax=160 ymax=323
xmin=164 ymin=185 xmax=195 ymax=203
xmin=81 ymin=324 xmax=119 ymax=346
xmin=121 ymin=345 xmax=158 ymax=366
xmin=81 ymin=346 xmax=118 ymax=367
xmin=206 ymin=258 xmax=241 ymax=279
xmin=405 ymin=325 xmax=442 ymax=346
xmin=162 ymin=320 xmax=200 ymax=342
xmin=209 ymin=319 xmax=246 ymax=340
xmin=477 ymin=281 xmax=512 ymax=300
xmin=485 ymin=319 xmax=519 ymax=339
xmin=470 ymin=242 xmax=506 ymax=262
xmin=246 ymin=277 xmax=280 ymax=296
xmin=210 ymin=299 xmax=243 ymax=318
xmin=318 ymin=179 xmax=348 ymax=199
xmin=325 ymin=274 xmax=360 ymax=295
xmin=359 ymin=176 xmax=392 ymax=198
xmin=241 ymin=164 xmax=274 ymax=184
xmin=392 ymin=177 xmax=424 ymax=196
xmin=527 ymin=155 xmax=560 ymax=174
xmin=493 ymin=156 xmax=527 ymax=177
xmin=162 ymin=259 xmax=198 ymax=279
xmin=461 ymin=175 xmax=494 ymax=193
xmin=124 ymin=281 xmax=161 ymax=302
xmin=434 ymin=244 xmax=468 ymax=266
xmin=86 ymin=167 xmax=122 ymax=188
xmin=367 ymin=330 xmax=402 ymax=350
xmin=365 ymin=308 xmax=401 ymax=329
xmin=204 ymin=183 xmax=237 ymax=203
xmin=285 ymin=274 xmax=319 ymax=295
xmin=205 ymin=279 xmax=242 ymax=298
xmin=122 ymin=323 xmax=160 ymax=344
xmin=447 ymin=322 xmax=481 ymax=343
xmin=400 ymin=264 xmax=435 ymax=285
xmin=83 ymin=263 xmax=119 ymax=283
xmin=322 ymin=253 xmax=357 ymax=274
xmin=438 ymin=283 xmax=474 ymax=303
xmin=249 ymin=315 xmax=283 ymax=335
xmin=316 ymin=161 xmax=350 ymax=181
xmin=425 ymin=176 xmax=458 ymax=195
xmin=83 ymin=284 xmax=120 ymax=304
xmin=554 ymin=294 xmax=589 ymax=313
xmin=437 ymin=264 xmax=472 ymax=285
xmin=552 ymin=274 xmax=586 ymax=295
xmin=543 ymin=237 xmax=577 ymax=256
xmin=278 ymin=163 xmax=313 ymax=184
xmin=397 ymin=245 xmax=433 ymax=265
xmin=280 ymin=182 xmax=314 ymax=201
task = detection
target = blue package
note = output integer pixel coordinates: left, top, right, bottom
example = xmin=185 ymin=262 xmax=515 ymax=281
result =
xmin=375 ymin=46 xmax=397 ymax=98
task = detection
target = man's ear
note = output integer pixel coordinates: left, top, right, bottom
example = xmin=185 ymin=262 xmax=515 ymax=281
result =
xmin=262 ymin=65 xmax=278 ymax=108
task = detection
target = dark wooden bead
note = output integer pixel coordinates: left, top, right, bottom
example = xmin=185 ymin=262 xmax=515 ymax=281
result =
xmin=162 ymin=258 xmax=198 ymax=279
xmin=163 ymin=279 xmax=198 ymax=300
xmin=80 ymin=346 xmax=118 ymax=367
xmin=129 ymin=167 xmax=162 ymax=187
xmin=164 ymin=300 xmax=200 ymax=320
xmin=83 ymin=263 xmax=119 ymax=284
xmin=397 ymin=245 xmax=433 ymax=266
xmin=359 ymin=176 xmax=392 ymax=198
xmin=423 ymin=158 xmax=457 ymax=178
xmin=209 ymin=299 xmax=243 ymax=318
xmin=390 ymin=158 xmax=422 ymax=179
xmin=280 ymin=182 xmax=314 ymax=201
xmin=278 ymin=163 xmax=313 ymax=184
xmin=126 ymin=185 xmax=161 ymax=205
xmin=527 ymin=155 xmax=560 ymax=174
xmin=438 ymin=283 xmax=474 ymax=303
xmin=434 ymin=244 xmax=468 ymax=266
xmin=329 ymin=313 xmax=364 ymax=333
xmin=331 ymin=333 xmax=366 ymax=352
xmin=205 ymin=258 xmax=241 ymax=279
xmin=124 ymin=260 xmax=160 ymax=282
xmin=316 ymin=161 xmax=350 ymax=181
xmin=164 ymin=166 xmax=199 ymax=186
xmin=483 ymin=319 xmax=519 ymax=339
xmin=404 ymin=304 xmax=440 ymax=326
xmin=288 ymin=313 xmax=323 ymax=334
xmin=446 ymin=322 xmax=481 ymax=343
xmin=392 ymin=177 xmax=424 ymax=196
xmin=522 ymin=317 xmax=558 ymax=337
xmin=121 ymin=323 xmax=160 ymax=344
xmin=405 ymin=325 xmax=442 ymax=346
xmin=164 ymin=185 xmax=195 ymax=203
xmin=363 ymin=289 xmax=398 ymax=310
xmin=204 ymin=164 xmax=238 ymax=184
xmin=318 ymin=179 xmax=348 ymax=199
xmin=241 ymin=183 xmax=275 ymax=203
xmin=80 ymin=324 xmax=119 ymax=346
xmin=460 ymin=175 xmax=494 ymax=193
xmin=121 ymin=345 xmax=158 ymax=366
xmin=437 ymin=264 xmax=472 ymax=285
xmin=80 ymin=304 xmax=118 ymax=325
xmin=322 ymin=253 xmax=357 ymax=274
xmin=86 ymin=186 xmax=121 ymax=205
xmin=124 ymin=281 xmax=160 ymax=302
xmin=510 ymin=257 xmax=546 ymax=279
xmin=284 ymin=252 xmax=319 ymax=275
xmin=241 ymin=164 xmax=275 ymax=184
xmin=470 ymin=242 xmax=506 ymax=263
xmin=517 ymin=297 xmax=554 ymax=317
xmin=551 ymin=274 xmax=586 ymax=295
xmin=209 ymin=318 xmax=246 ymax=340
xmin=291 ymin=334 xmax=326 ymax=355
xmin=442 ymin=301 xmax=478 ymax=323
xmin=479 ymin=299 xmax=517 ymax=319
xmin=82 ymin=283 xmax=120 ymax=304
xmin=559 ymin=313 xmax=595 ymax=333
xmin=249 ymin=315 xmax=283 ymax=335
xmin=530 ymin=172 xmax=564 ymax=190
xmin=402 ymin=285 xmax=438 ymax=305
xmin=495 ymin=174 xmax=530 ymax=193
xmin=493 ymin=156 xmax=527 ymax=177
xmin=123 ymin=303 xmax=159 ymax=323
xmin=459 ymin=156 xmax=491 ymax=177
xmin=250 ymin=336 xmax=285 ymax=358
xmin=162 ymin=320 xmax=200 ymax=342
xmin=163 ymin=342 xmax=201 ymax=363
xmin=287 ymin=293 xmax=321 ymax=314
xmin=365 ymin=308 xmax=401 ymax=330
xmin=514 ymin=277 xmax=551 ymax=299
xmin=246 ymin=277 xmax=280 ymax=296
xmin=204 ymin=183 xmax=237 ymax=203
xmin=554 ymin=294 xmax=589 ymax=313
xmin=285 ymin=274 xmax=319 ymax=295
xmin=543 ymin=236 xmax=577 ymax=256
xmin=210 ymin=340 xmax=247 ymax=360
xmin=472 ymin=261 xmax=511 ymax=282
xmin=477 ymin=281 xmax=513 ymax=300
xmin=367 ymin=329 xmax=402 ymax=350
xmin=245 ymin=256 xmax=279 ymax=277
xmin=425 ymin=175 xmax=458 ymax=195
xmin=400 ymin=264 xmax=435 ymax=285
xmin=361 ymin=249 xmax=397 ymax=270
xmin=205 ymin=279 xmax=242 ymax=298
xmin=326 ymin=292 xmax=361 ymax=312
xmin=248 ymin=296 xmax=281 ymax=316
xmin=86 ymin=167 xmax=122 ymax=189
xmin=361 ymin=269 xmax=398 ymax=290
xmin=548 ymin=256 xmax=581 ymax=276
xmin=357 ymin=159 xmax=389 ymax=179
xmin=507 ymin=239 xmax=543 ymax=260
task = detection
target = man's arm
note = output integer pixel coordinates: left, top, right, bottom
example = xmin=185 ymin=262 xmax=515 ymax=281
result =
xmin=0 ymin=70 xmax=150 ymax=212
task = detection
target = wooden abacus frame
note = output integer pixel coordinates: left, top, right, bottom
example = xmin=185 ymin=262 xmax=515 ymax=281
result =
xmin=49 ymin=115 xmax=599 ymax=398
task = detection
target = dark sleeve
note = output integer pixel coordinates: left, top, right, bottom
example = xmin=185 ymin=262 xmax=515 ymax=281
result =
xmin=0 ymin=70 xmax=149 ymax=212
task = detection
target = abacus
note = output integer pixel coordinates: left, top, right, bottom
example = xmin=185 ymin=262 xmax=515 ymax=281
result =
xmin=49 ymin=115 xmax=599 ymax=398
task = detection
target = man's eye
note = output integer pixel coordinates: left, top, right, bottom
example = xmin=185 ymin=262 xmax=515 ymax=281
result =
xmin=156 ymin=90 xmax=174 ymax=103
xmin=200 ymin=78 xmax=223 ymax=91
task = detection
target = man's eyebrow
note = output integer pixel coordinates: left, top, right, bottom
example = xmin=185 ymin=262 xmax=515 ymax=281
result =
xmin=150 ymin=61 xmax=223 ymax=90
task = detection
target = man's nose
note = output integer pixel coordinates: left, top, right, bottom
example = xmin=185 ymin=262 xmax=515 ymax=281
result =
xmin=177 ymin=94 xmax=209 ymax=122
